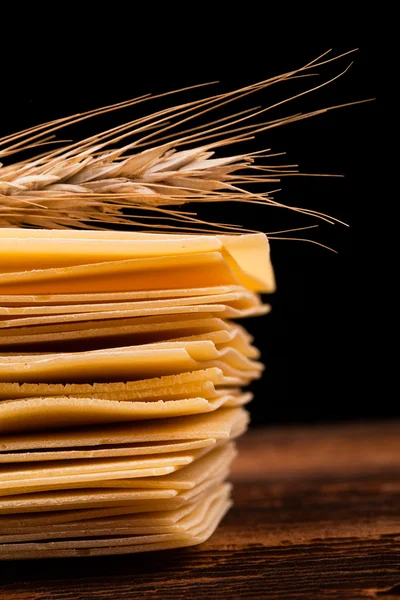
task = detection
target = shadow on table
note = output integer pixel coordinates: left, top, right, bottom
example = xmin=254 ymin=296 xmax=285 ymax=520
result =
xmin=0 ymin=545 xmax=205 ymax=582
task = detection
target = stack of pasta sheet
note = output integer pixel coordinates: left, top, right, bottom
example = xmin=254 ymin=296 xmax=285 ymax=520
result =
xmin=0 ymin=229 xmax=275 ymax=559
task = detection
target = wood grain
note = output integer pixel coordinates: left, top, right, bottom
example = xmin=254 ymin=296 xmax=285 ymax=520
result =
xmin=0 ymin=421 xmax=399 ymax=600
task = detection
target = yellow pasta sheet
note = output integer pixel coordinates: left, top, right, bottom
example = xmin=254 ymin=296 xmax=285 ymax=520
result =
xmin=0 ymin=484 xmax=231 ymax=559
xmin=0 ymin=406 xmax=247 ymax=450
xmin=0 ymin=229 xmax=275 ymax=292
xmin=0 ymin=483 xmax=232 ymax=534
xmin=0 ymin=339 xmax=262 ymax=385
xmin=0 ymin=444 xmax=234 ymax=514
xmin=0 ymin=290 xmax=263 ymax=316
xmin=0 ymin=483 xmax=229 ymax=543
xmin=0 ymin=391 xmax=251 ymax=433
xmin=0 ymin=285 xmax=245 ymax=305
xmin=0 ymin=438 xmax=216 ymax=464
xmin=0 ymin=367 xmax=238 ymax=400
xmin=0 ymin=445 xmax=219 ymax=496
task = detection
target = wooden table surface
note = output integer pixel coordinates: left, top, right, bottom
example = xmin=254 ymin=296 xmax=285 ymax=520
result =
xmin=0 ymin=421 xmax=399 ymax=600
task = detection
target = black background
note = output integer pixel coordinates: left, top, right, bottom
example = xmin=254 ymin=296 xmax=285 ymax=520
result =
xmin=1 ymin=19 xmax=379 ymax=425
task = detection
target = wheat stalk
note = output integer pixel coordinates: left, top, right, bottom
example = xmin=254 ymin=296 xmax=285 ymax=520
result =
xmin=0 ymin=50 xmax=366 ymax=234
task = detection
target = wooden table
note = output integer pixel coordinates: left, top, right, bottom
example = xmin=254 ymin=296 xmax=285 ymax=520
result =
xmin=1 ymin=422 xmax=399 ymax=599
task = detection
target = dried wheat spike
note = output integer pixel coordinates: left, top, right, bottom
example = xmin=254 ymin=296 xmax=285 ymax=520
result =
xmin=0 ymin=50 xmax=365 ymax=233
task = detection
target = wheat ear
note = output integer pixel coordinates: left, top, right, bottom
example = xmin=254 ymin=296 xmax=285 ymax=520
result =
xmin=0 ymin=50 xmax=368 ymax=234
